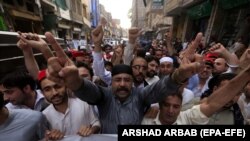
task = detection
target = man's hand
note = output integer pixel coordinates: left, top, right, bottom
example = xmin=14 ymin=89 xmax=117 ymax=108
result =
xmin=77 ymin=125 xmax=94 ymax=137
xmin=180 ymin=32 xmax=203 ymax=62
xmin=17 ymin=32 xmax=53 ymax=59
xmin=172 ymin=57 xmax=202 ymax=85
xmin=92 ymin=25 xmax=104 ymax=47
xmin=238 ymin=48 xmax=250 ymax=73
xmin=128 ymin=27 xmax=142 ymax=44
xmin=45 ymin=32 xmax=82 ymax=91
xmin=45 ymin=129 xmax=64 ymax=141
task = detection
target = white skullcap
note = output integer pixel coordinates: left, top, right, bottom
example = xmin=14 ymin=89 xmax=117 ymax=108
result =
xmin=159 ymin=57 xmax=173 ymax=64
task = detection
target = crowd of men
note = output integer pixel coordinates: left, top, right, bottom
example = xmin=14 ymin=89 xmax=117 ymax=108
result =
xmin=0 ymin=18 xmax=250 ymax=141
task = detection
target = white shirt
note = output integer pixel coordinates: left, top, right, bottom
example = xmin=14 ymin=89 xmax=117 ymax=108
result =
xmin=182 ymin=88 xmax=195 ymax=105
xmin=238 ymin=94 xmax=250 ymax=124
xmin=142 ymin=105 xmax=209 ymax=125
xmin=145 ymin=76 xmax=160 ymax=85
xmin=43 ymin=98 xmax=100 ymax=135
xmin=92 ymin=51 xmax=112 ymax=86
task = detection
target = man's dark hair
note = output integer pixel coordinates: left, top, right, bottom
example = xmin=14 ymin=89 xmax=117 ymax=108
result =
xmin=104 ymin=61 xmax=113 ymax=68
xmin=75 ymin=62 xmax=94 ymax=78
xmin=1 ymin=70 xmax=36 ymax=91
xmin=145 ymin=55 xmax=159 ymax=65
xmin=0 ymin=93 xmax=4 ymax=109
xmin=159 ymin=89 xmax=183 ymax=109
xmin=201 ymin=73 xmax=236 ymax=99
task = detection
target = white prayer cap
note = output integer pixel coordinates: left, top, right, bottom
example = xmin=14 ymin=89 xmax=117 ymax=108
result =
xmin=159 ymin=57 xmax=173 ymax=64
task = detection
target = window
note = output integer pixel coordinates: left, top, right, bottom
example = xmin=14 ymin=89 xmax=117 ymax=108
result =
xmin=3 ymin=0 xmax=14 ymax=5
xmin=77 ymin=1 xmax=81 ymax=15
xmin=26 ymin=2 xmax=34 ymax=12
xmin=17 ymin=0 xmax=24 ymax=6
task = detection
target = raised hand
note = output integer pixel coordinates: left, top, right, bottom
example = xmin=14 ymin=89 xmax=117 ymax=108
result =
xmin=180 ymin=32 xmax=203 ymax=62
xmin=45 ymin=32 xmax=82 ymax=91
xmin=208 ymin=43 xmax=226 ymax=56
xmin=238 ymin=48 xmax=250 ymax=73
xmin=173 ymin=55 xmax=203 ymax=85
xmin=128 ymin=27 xmax=142 ymax=44
xmin=100 ymin=16 xmax=107 ymax=26
xmin=92 ymin=25 xmax=104 ymax=47
xmin=17 ymin=31 xmax=53 ymax=60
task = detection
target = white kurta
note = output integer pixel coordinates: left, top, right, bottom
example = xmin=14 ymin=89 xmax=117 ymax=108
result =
xmin=43 ymin=98 xmax=100 ymax=135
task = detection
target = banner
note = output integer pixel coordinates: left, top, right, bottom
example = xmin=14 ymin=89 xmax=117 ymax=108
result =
xmin=59 ymin=134 xmax=117 ymax=141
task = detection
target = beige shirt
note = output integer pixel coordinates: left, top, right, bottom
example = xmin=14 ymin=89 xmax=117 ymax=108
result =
xmin=142 ymin=105 xmax=209 ymax=125
xmin=208 ymin=108 xmax=234 ymax=124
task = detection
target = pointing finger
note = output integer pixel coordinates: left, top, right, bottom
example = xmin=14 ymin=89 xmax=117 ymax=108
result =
xmin=45 ymin=32 xmax=67 ymax=61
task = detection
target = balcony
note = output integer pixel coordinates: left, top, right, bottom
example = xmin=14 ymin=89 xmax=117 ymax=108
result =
xmin=164 ymin=0 xmax=184 ymax=16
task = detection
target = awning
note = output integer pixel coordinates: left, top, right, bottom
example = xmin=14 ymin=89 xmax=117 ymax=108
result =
xmin=58 ymin=23 xmax=71 ymax=29
xmin=73 ymin=27 xmax=81 ymax=32
xmin=219 ymin=0 xmax=250 ymax=9
xmin=9 ymin=9 xmax=41 ymax=21
xmin=187 ymin=0 xmax=212 ymax=20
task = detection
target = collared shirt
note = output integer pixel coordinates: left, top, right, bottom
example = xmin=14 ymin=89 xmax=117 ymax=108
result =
xmin=188 ymin=74 xmax=212 ymax=98
xmin=42 ymin=97 xmax=100 ymax=135
xmin=145 ymin=76 xmax=160 ymax=85
xmin=74 ymin=76 xmax=180 ymax=133
xmin=6 ymin=90 xmax=47 ymax=111
xmin=142 ymin=105 xmax=209 ymax=125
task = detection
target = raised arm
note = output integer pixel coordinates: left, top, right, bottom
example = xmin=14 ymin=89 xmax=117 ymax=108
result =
xmin=43 ymin=32 xmax=103 ymax=104
xmin=92 ymin=18 xmax=112 ymax=85
xmin=17 ymin=32 xmax=53 ymax=80
xmin=209 ymin=43 xmax=239 ymax=70
xmin=200 ymin=64 xmax=250 ymax=117
xmin=17 ymin=33 xmax=39 ymax=80
xmin=123 ymin=27 xmax=141 ymax=65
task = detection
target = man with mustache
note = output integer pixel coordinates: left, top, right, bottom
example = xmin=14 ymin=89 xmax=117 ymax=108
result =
xmin=145 ymin=55 xmax=160 ymax=85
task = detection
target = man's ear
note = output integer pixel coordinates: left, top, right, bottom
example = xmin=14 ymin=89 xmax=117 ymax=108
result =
xmin=23 ymin=85 xmax=31 ymax=93
xmin=213 ymin=86 xmax=218 ymax=92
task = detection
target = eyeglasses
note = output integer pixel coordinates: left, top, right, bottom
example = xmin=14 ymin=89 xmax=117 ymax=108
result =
xmin=132 ymin=65 xmax=147 ymax=70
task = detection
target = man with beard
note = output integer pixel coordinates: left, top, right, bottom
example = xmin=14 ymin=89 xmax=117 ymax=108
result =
xmin=158 ymin=57 xmax=175 ymax=79
xmin=131 ymin=57 xmax=148 ymax=88
xmin=0 ymin=92 xmax=47 ymax=141
xmin=145 ymin=55 xmax=160 ymax=85
xmin=39 ymin=70 xmax=101 ymax=140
